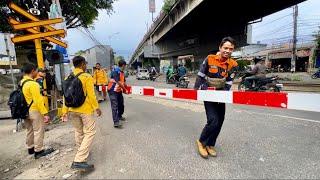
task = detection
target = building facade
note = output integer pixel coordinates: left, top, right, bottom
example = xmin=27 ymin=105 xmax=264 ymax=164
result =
xmin=82 ymin=45 xmax=114 ymax=72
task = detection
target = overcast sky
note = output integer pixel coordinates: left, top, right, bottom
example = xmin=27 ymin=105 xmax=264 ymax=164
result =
xmin=252 ymin=0 xmax=320 ymax=45
xmin=66 ymin=0 xmax=320 ymax=59
xmin=66 ymin=0 xmax=164 ymax=59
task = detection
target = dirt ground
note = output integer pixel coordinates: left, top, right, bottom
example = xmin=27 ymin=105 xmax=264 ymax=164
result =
xmin=0 ymin=119 xmax=88 ymax=179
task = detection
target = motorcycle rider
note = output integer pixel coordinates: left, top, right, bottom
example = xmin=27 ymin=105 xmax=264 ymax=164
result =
xmin=177 ymin=64 xmax=187 ymax=79
xmin=244 ymin=57 xmax=267 ymax=89
xmin=172 ymin=65 xmax=179 ymax=81
xmin=312 ymin=68 xmax=320 ymax=79
xmin=150 ymin=66 xmax=157 ymax=78
xmin=176 ymin=64 xmax=187 ymax=86
xmin=166 ymin=66 xmax=174 ymax=82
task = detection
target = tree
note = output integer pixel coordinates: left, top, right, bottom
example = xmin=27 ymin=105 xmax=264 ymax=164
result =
xmin=162 ymin=0 xmax=175 ymax=14
xmin=0 ymin=0 xmax=115 ymax=33
xmin=311 ymin=28 xmax=320 ymax=69
xmin=114 ymin=55 xmax=124 ymax=65
xmin=75 ymin=50 xmax=85 ymax=56
xmin=314 ymin=30 xmax=320 ymax=49
xmin=236 ymin=59 xmax=251 ymax=72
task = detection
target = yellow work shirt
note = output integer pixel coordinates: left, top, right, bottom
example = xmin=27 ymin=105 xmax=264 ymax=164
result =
xmin=62 ymin=68 xmax=99 ymax=115
xmin=21 ymin=76 xmax=48 ymax=115
xmin=93 ymin=69 xmax=108 ymax=85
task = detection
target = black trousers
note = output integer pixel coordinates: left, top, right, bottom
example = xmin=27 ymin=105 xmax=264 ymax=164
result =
xmin=199 ymin=101 xmax=226 ymax=147
xmin=108 ymin=92 xmax=124 ymax=123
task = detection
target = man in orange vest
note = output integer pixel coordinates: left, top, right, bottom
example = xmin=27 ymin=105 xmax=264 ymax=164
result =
xmin=194 ymin=37 xmax=238 ymax=158
xmin=93 ymin=63 xmax=108 ymax=102
xmin=107 ymin=60 xmax=129 ymax=128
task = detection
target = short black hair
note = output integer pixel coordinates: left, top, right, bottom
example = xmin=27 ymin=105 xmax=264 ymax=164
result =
xmin=118 ymin=60 xmax=127 ymax=67
xmin=22 ymin=63 xmax=36 ymax=74
xmin=254 ymin=57 xmax=265 ymax=64
xmin=219 ymin=37 xmax=236 ymax=48
xmin=73 ymin=56 xmax=86 ymax=68
xmin=96 ymin=63 xmax=101 ymax=66
xmin=37 ymin=68 xmax=45 ymax=73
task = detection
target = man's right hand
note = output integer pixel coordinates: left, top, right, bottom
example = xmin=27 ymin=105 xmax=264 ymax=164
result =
xmin=44 ymin=115 xmax=50 ymax=123
xmin=96 ymin=108 xmax=102 ymax=117
xmin=61 ymin=114 xmax=68 ymax=122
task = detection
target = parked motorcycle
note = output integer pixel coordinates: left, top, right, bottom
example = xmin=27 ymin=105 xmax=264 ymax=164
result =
xmin=149 ymin=74 xmax=158 ymax=81
xmin=311 ymin=70 xmax=320 ymax=79
xmin=238 ymin=73 xmax=283 ymax=92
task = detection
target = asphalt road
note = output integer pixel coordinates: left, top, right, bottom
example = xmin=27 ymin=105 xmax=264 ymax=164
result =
xmin=82 ymin=87 xmax=320 ymax=179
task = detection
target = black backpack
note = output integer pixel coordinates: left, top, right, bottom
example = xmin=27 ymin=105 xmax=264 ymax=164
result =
xmin=8 ymin=80 xmax=33 ymax=119
xmin=62 ymin=72 xmax=86 ymax=108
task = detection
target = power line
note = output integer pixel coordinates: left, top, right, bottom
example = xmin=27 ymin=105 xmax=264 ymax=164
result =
xmin=84 ymin=28 xmax=104 ymax=47
xmin=76 ymin=27 xmax=112 ymax=53
xmin=257 ymin=34 xmax=313 ymax=41
xmin=83 ymin=28 xmax=103 ymax=46
xmin=254 ymin=13 xmax=293 ymax=29
xmin=255 ymin=23 xmax=319 ymax=39
xmin=76 ymin=28 xmax=98 ymax=44
xmin=255 ymin=22 xmax=293 ymax=36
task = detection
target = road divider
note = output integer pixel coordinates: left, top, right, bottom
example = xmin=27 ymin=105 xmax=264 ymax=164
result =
xmin=98 ymin=85 xmax=320 ymax=112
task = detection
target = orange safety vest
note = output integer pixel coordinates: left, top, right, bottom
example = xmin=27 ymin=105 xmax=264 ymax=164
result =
xmin=107 ymin=71 xmax=125 ymax=92
xmin=207 ymin=54 xmax=238 ymax=78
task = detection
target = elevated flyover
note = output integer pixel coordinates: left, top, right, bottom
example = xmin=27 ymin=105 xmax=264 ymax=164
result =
xmin=130 ymin=0 xmax=305 ymax=68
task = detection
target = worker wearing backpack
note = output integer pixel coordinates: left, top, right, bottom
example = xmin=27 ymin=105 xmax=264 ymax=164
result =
xmin=21 ymin=63 xmax=55 ymax=159
xmin=62 ymin=56 xmax=102 ymax=171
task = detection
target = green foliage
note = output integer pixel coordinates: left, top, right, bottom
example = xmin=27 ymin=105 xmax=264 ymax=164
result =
xmin=185 ymin=59 xmax=192 ymax=70
xmin=315 ymin=32 xmax=320 ymax=48
xmin=291 ymin=75 xmax=302 ymax=81
xmin=162 ymin=0 xmax=175 ymax=14
xmin=311 ymin=29 xmax=320 ymax=66
xmin=236 ymin=59 xmax=251 ymax=71
xmin=142 ymin=60 xmax=151 ymax=68
xmin=114 ymin=55 xmax=125 ymax=65
xmin=0 ymin=0 xmax=114 ymax=33
xmin=75 ymin=50 xmax=85 ymax=56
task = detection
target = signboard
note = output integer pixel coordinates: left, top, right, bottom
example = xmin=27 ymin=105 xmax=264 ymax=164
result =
xmin=55 ymin=45 xmax=70 ymax=63
xmin=8 ymin=2 xmax=67 ymax=48
xmin=0 ymin=33 xmax=17 ymax=65
xmin=149 ymin=0 xmax=156 ymax=13
xmin=160 ymin=60 xmax=171 ymax=74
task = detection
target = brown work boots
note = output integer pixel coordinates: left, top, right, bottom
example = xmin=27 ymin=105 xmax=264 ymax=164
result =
xmin=196 ymin=140 xmax=217 ymax=158
xmin=206 ymin=146 xmax=217 ymax=157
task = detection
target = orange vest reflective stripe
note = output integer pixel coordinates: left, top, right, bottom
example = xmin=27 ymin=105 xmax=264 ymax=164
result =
xmin=107 ymin=71 xmax=125 ymax=92
xmin=207 ymin=55 xmax=237 ymax=78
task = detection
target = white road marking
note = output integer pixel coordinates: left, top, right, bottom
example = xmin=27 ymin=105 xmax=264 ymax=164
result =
xmin=237 ymin=109 xmax=320 ymax=124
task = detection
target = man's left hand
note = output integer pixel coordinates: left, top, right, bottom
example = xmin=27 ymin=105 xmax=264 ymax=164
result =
xmin=224 ymin=84 xmax=232 ymax=91
xmin=44 ymin=115 xmax=50 ymax=123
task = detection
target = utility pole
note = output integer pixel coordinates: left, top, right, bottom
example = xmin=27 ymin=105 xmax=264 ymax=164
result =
xmin=4 ymin=33 xmax=16 ymax=90
xmin=291 ymin=5 xmax=298 ymax=73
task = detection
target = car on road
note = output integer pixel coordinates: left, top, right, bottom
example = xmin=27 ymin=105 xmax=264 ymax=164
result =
xmin=136 ymin=69 xmax=149 ymax=80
